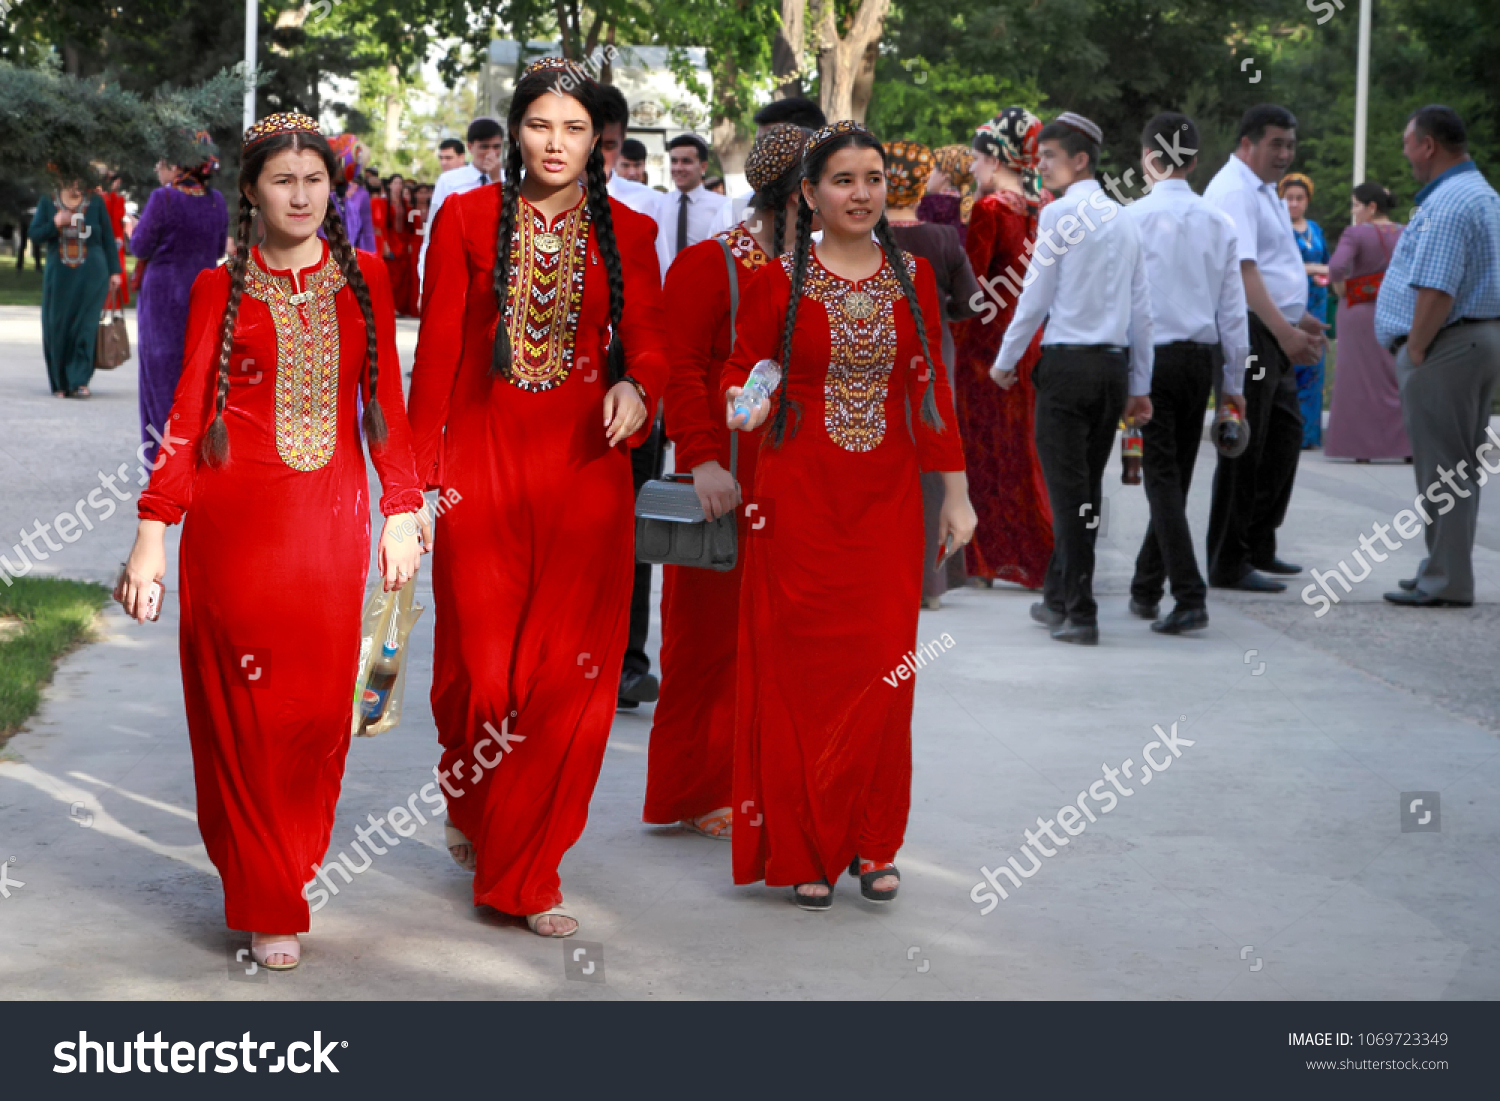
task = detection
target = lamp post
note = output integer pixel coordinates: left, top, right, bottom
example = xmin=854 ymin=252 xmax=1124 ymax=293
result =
xmin=243 ymin=0 xmax=258 ymax=131
xmin=1353 ymin=0 xmax=1372 ymax=185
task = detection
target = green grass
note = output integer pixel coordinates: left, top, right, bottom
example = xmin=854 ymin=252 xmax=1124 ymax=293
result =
xmin=0 ymin=577 xmax=111 ymax=748
xmin=0 ymin=263 xmax=45 ymax=306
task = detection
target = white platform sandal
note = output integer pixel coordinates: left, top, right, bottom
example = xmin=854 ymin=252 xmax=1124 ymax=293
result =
xmin=251 ymin=934 xmax=301 ymax=971
xmin=445 ymin=820 xmax=476 ymax=872
xmin=526 ymin=906 xmax=578 ymax=938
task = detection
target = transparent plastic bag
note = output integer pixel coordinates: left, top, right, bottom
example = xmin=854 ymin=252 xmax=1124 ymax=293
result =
xmin=351 ymin=579 xmax=424 ymax=738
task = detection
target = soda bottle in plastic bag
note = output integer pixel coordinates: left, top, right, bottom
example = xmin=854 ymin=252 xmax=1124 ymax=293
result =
xmin=1121 ymin=423 xmax=1143 ymax=485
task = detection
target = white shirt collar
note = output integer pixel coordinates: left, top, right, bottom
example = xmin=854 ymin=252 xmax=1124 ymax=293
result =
xmin=1230 ymin=153 xmax=1276 ymax=193
xmin=1065 ymin=178 xmax=1102 ymax=197
xmin=1148 ymin=178 xmax=1192 ymax=193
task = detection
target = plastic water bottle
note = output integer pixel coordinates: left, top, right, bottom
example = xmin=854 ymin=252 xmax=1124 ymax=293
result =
xmin=733 ymin=359 xmax=782 ymax=423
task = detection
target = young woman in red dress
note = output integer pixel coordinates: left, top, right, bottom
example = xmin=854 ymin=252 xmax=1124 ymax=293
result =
xmin=383 ymin=175 xmax=419 ymax=316
xmin=723 ymin=121 xmax=977 ymax=908
xmin=116 ymin=113 xmax=428 ymax=971
xmin=407 ymin=58 xmax=668 ymax=938
xmin=951 ymin=107 xmax=1055 ymax=590
xmin=644 ymin=123 xmax=812 ymax=841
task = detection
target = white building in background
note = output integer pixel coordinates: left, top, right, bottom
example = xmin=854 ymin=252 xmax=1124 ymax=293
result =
xmin=482 ymin=40 xmax=718 ymax=193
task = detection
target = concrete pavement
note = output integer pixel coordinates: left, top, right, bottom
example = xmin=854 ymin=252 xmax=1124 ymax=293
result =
xmin=1 ymin=303 xmax=1497 ymax=1000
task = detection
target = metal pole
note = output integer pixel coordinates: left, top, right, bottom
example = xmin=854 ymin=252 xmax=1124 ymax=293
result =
xmin=1353 ymin=0 xmax=1372 ymax=185
xmin=243 ymin=0 xmax=258 ymax=132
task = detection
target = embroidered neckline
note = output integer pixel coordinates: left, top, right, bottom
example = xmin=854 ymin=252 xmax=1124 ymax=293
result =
xmin=244 ymin=248 xmax=347 ymax=472
xmin=782 ymin=251 xmax=913 ymax=453
xmin=502 ymin=196 xmax=592 ymax=391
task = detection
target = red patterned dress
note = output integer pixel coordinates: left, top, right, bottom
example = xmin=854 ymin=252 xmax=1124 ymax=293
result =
xmin=950 ymin=189 xmax=1053 ymax=587
xmin=138 ymin=243 xmax=424 ymax=933
xmin=645 ymin=222 xmax=769 ymax=826
xmin=720 ymin=249 xmax=965 ymax=888
xmin=407 ymin=187 xmax=668 ymax=917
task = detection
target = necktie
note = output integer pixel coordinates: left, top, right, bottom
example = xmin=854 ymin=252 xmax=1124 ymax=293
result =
xmin=676 ymin=191 xmax=690 ymax=256
xmin=479 ymin=172 xmax=489 ymax=185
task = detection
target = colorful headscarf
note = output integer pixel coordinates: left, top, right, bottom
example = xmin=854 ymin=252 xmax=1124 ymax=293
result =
xmin=883 ymin=139 xmax=935 ymax=207
xmin=973 ymin=107 xmax=1044 ymax=207
xmin=244 ymin=112 xmax=321 ymax=151
xmin=1278 ymin=172 xmax=1315 ymax=200
xmin=328 ymin=133 xmax=367 ymax=184
xmin=745 ymin=123 xmax=808 ymax=192
xmin=172 ymin=129 xmax=220 ymax=192
xmin=932 ymin=144 xmax=975 ymax=191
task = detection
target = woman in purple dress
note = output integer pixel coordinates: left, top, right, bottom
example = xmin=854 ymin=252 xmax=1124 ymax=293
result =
xmin=1324 ymin=182 xmax=1410 ymax=462
xmin=130 ymin=140 xmax=228 ymax=464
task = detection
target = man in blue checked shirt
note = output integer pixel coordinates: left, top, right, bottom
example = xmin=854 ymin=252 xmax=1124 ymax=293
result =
xmin=1375 ymin=105 xmax=1500 ymax=608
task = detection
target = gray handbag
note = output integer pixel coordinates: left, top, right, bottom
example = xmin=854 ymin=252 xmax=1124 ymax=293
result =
xmin=634 ymin=238 xmax=742 ymax=572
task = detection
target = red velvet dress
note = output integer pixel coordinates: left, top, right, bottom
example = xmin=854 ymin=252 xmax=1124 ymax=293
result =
xmin=370 ymin=195 xmax=390 ymax=260
xmin=101 ymin=189 xmax=130 ymax=306
xmin=951 ymin=190 xmax=1053 ymax=587
xmin=138 ymin=243 xmax=424 ymax=932
xmin=721 ymin=250 xmax=965 ymax=888
xmin=407 ymin=187 xmax=668 ymax=917
xmin=644 ymin=223 xmax=769 ymax=825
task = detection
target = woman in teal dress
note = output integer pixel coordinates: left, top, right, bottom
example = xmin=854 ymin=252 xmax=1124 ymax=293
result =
xmin=29 ymin=180 xmax=123 ymax=398
xmin=1279 ymin=173 xmax=1328 ymax=449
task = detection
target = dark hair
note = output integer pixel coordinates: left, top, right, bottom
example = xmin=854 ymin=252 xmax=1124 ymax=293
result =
xmin=667 ymin=133 xmax=709 ymax=162
xmin=1140 ymin=111 xmax=1199 ymax=171
xmin=467 ymin=117 xmax=503 ymax=143
xmin=620 ymin=138 xmax=647 ymax=162
xmin=439 ymin=138 xmax=466 ymax=157
xmin=770 ymin=127 xmax=943 ymax=447
xmin=748 ymin=127 xmax=811 ymax=259
xmin=206 ymin=130 xmax=388 ymax=466
xmin=754 ymin=97 xmax=826 ymax=130
xmin=1280 ymin=177 xmax=1311 ymax=200
xmin=491 ymin=68 xmax=628 ymax=385
xmin=1408 ymin=104 xmax=1467 ymax=153
xmin=1238 ymin=103 xmax=1298 ymax=144
xmin=597 ymin=84 xmax=630 ymax=130
xmin=1352 ymin=180 xmax=1395 ymax=214
xmin=1038 ymin=120 xmax=1099 ymax=172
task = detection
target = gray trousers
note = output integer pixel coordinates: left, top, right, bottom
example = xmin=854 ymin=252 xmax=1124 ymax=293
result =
xmin=1395 ymin=319 xmax=1500 ymax=602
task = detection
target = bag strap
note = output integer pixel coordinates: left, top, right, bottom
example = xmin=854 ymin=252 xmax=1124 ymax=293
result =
xmin=718 ymin=237 xmax=740 ymax=481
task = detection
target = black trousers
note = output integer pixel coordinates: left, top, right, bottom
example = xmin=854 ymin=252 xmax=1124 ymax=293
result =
xmin=1206 ymin=313 xmax=1303 ymax=584
xmin=1131 ymin=342 xmax=1216 ymax=610
xmin=1033 ymin=347 xmax=1130 ymax=625
xmin=624 ymin=418 xmax=666 ymax=680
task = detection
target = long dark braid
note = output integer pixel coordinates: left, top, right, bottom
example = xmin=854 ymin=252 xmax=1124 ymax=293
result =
xmin=769 ymin=192 xmax=815 ymax=447
xmin=203 ymin=195 xmax=255 ymax=466
xmin=582 ymin=143 xmax=627 ymax=384
xmin=872 ymin=213 xmax=944 ymax=432
xmin=322 ymin=197 xmax=389 ymax=448
xmin=489 ymin=140 xmax=524 ymax=378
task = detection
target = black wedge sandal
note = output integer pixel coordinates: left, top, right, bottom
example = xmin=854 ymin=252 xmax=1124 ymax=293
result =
xmin=792 ymin=878 xmax=834 ymax=911
xmin=849 ymin=857 xmax=900 ymax=903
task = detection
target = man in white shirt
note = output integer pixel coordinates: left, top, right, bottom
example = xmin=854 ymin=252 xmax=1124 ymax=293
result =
xmin=617 ymin=139 xmax=648 ymax=184
xmin=1203 ymin=104 xmax=1325 ymax=592
xmin=437 ymin=138 xmax=466 ymax=173
xmin=992 ymin=111 xmax=1154 ymax=645
xmin=594 ymin=85 xmax=659 ymax=219
xmin=1126 ymin=112 xmax=1251 ymax=635
xmin=418 ymin=117 xmax=505 ymax=292
xmin=651 ymin=134 xmax=728 ymax=283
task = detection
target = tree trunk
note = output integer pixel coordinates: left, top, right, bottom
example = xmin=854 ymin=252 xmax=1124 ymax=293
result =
xmin=813 ymin=0 xmax=890 ymax=122
xmin=849 ymin=39 xmax=879 ymax=123
xmin=772 ymin=0 xmax=807 ymax=99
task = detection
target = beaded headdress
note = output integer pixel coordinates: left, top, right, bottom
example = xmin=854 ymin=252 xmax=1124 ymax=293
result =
xmin=744 ymin=124 xmax=809 ymax=192
xmin=883 ymin=139 xmax=935 ymax=207
xmin=521 ymin=56 xmax=592 ymax=84
xmin=243 ymin=112 xmax=321 ymax=151
xmin=803 ymin=119 xmax=873 ymax=161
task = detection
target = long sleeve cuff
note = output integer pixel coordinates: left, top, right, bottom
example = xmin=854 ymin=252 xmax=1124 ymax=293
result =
xmin=379 ymin=488 xmax=427 ymax=518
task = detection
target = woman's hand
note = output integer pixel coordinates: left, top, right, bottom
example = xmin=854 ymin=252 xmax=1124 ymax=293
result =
xmin=109 ymin=273 xmax=123 ymax=291
xmin=115 ymin=521 xmax=168 ymax=624
xmin=725 ymin=386 xmax=770 ymax=431
xmin=53 ymin=206 xmax=73 ymax=229
xmin=604 ymin=380 xmax=647 ymax=446
xmin=937 ymin=473 xmax=978 ymax=566
xmin=692 ymin=460 xmax=740 ymax=521
xmin=378 ymin=511 xmax=427 ymax=592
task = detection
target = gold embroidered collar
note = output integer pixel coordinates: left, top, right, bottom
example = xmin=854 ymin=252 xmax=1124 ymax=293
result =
xmin=503 ymin=195 xmax=592 ymax=392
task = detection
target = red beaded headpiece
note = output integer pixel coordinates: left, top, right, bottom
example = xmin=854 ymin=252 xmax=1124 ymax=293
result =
xmin=243 ymin=112 xmax=321 ymax=151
